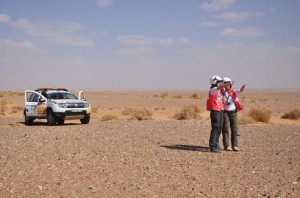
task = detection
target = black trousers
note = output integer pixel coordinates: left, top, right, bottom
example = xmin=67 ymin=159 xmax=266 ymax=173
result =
xmin=209 ymin=110 xmax=223 ymax=149
xmin=222 ymin=110 xmax=238 ymax=148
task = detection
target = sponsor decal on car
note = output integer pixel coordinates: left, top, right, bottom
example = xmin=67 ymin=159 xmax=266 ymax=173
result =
xmin=37 ymin=102 xmax=46 ymax=114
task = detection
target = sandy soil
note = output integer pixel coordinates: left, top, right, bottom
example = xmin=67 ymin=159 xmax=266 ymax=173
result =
xmin=0 ymin=90 xmax=299 ymax=197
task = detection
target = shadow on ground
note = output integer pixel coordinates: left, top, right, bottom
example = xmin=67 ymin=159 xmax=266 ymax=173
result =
xmin=161 ymin=144 xmax=210 ymax=152
xmin=17 ymin=122 xmax=80 ymax=126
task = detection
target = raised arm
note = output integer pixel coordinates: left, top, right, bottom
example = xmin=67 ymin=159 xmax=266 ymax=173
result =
xmin=217 ymin=81 xmax=235 ymax=90
xmin=240 ymin=84 xmax=247 ymax=93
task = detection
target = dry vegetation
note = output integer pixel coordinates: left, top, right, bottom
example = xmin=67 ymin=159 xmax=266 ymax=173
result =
xmin=189 ymin=93 xmax=201 ymax=99
xmin=238 ymin=108 xmax=273 ymax=124
xmin=0 ymin=100 xmax=8 ymax=115
xmin=121 ymin=107 xmax=136 ymax=116
xmin=173 ymin=104 xmax=202 ymax=120
xmin=172 ymin=95 xmax=183 ymax=99
xmin=282 ymin=109 xmax=300 ymax=120
xmin=248 ymin=108 xmax=272 ymax=123
xmin=238 ymin=113 xmax=256 ymax=125
xmin=160 ymin=92 xmax=169 ymax=99
xmin=131 ymin=108 xmax=153 ymax=120
xmin=0 ymin=91 xmax=23 ymax=98
xmin=101 ymin=114 xmax=119 ymax=121
xmin=1 ymin=90 xmax=300 ymax=125
xmin=122 ymin=108 xmax=153 ymax=120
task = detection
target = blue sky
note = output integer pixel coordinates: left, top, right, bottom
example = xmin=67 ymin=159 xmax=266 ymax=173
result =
xmin=0 ymin=0 xmax=300 ymax=90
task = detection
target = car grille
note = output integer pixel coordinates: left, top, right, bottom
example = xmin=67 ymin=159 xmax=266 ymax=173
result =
xmin=67 ymin=103 xmax=86 ymax=108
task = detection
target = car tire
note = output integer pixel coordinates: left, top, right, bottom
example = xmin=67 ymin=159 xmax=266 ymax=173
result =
xmin=47 ymin=109 xmax=57 ymax=126
xmin=25 ymin=114 xmax=34 ymax=125
xmin=80 ymin=114 xmax=90 ymax=124
xmin=57 ymin=119 xmax=65 ymax=125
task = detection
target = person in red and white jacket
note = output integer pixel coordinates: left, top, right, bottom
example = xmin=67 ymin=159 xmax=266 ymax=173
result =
xmin=221 ymin=77 xmax=246 ymax=152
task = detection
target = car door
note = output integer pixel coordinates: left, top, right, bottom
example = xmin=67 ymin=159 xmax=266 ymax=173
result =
xmin=78 ymin=91 xmax=86 ymax=101
xmin=25 ymin=90 xmax=47 ymax=117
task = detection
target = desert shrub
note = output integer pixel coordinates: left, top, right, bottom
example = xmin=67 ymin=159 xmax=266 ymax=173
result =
xmin=101 ymin=114 xmax=119 ymax=121
xmin=0 ymin=100 xmax=8 ymax=115
xmin=130 ymin=108 xmax=153 ymax=120
xmin=281 ymin=109 xmax=300 ymax=120
xmin=258 ymin=98 xmax=267 ymax=103
xmin=122 ymin=107 xmax=153 ymax=120
xmin=154 ymin=107 xmax=166 ymax=111
xmin=121 ymin=107 xmax=135 ymax=115
xmin=173 ymin=104 xmax=202 ymax=120
xmin=190 ymin=93 xmax=201 ymax=99
xmin=173 ymin=95 xmax=183 ymax=99
xmin=248 ymin=108 xmax=272 ymax=123
xmin=238 ymin=114 xmax=256 ymax=125
xmin=161 ymin=92 xmax=169 ymax=99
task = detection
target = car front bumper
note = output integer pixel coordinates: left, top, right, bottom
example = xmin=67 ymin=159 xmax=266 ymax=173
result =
xmin=54 ymin=110 xmax=89 ymax=119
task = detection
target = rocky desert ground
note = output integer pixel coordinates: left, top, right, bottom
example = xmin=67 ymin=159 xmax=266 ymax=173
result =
xmin=0 ymin=90 xmax=299 ymax=197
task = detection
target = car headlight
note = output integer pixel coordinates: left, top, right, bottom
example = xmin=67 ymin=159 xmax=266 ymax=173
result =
xmin=84 ymin=103 xmax=90 ymax=108
xmin=58 ymin=103 xmax=68 ymax=108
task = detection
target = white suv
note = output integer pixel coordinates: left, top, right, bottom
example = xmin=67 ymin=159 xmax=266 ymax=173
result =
xmin=24 ymin=87 xmax=91 ymax=125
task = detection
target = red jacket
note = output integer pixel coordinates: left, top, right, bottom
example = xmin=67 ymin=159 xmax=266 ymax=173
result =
xmin=206 ymin=89 xmax=223 ymax=111
xmin=227 ymin=89 xmax=243 ymax=111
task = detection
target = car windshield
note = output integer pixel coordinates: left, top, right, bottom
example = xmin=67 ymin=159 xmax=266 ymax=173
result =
xmin=48 ymin=92 xmax=78 ymax=100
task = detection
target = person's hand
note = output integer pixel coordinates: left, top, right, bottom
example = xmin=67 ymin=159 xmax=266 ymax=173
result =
xmin=240 ymin=84 xmax=247 ymax=92
xmin=221 ymin=87 xmax=225 ymax=93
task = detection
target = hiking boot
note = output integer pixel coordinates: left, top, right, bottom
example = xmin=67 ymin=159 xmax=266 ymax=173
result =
xmin=225 ymin=147 xmax=232 ymax=151
xmin=216 ymin=145 xmax=223 ymax=151
xmin=210 ymin=147 xmax=221 ymax=153
xmin=233 ymin=146 xmax=239 ymax=151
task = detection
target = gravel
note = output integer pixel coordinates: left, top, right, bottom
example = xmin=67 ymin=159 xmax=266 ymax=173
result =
xmin=0 ymin=117 xmax=299 ymax=197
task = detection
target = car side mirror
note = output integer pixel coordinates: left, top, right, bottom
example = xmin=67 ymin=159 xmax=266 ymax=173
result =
xmin=39 ymin=98 xmax=46 ymax=102
xmin=81 ymin=98 xmax=86 ymax=101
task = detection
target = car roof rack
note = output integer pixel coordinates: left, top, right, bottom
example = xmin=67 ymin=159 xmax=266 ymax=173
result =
xmin=36 ymin=87 xmax=68 ymax=91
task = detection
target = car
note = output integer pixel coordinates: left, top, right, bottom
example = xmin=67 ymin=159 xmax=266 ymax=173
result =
xmin=24 ymin=87 xmax=91 ymax=125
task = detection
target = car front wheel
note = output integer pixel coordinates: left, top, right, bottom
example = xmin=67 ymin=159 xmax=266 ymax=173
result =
xmin=80 ymin=114 xmax=90 ymax=124
xmin=57 ymin=119 xmax=65 ymax=125
xmin=47 ymin=109 xmax=57 ymax=126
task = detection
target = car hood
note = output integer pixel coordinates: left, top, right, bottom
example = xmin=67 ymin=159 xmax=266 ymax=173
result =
xmin=51 ymin=99 xmax=88 ymax=104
